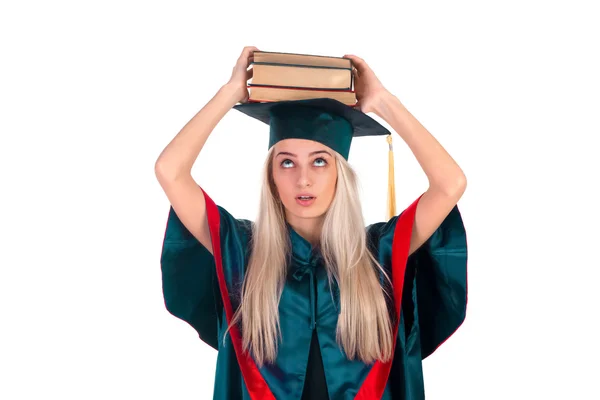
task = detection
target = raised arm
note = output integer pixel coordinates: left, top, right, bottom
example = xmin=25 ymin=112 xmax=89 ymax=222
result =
xmin=374 ymin=92 xmax=466 ymax=256
xmin=344 ymin=54 xmax=467 ymax=257
xmin=155 ymin=46 xmax=259 ymax=255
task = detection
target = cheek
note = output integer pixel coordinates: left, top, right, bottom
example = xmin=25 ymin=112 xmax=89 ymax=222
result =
xmin=325 ymin=169 xmax=337 ymax=192
xmin=273 ymin=170 xmax=293 ymax=197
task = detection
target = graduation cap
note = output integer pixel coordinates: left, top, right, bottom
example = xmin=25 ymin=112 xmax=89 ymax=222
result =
xmin=233 ymin=97 xmax=397 ymax=220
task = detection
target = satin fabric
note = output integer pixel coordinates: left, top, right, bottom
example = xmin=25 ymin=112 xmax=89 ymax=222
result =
xmin=268 ymin=105 xmax=354 ymax=160
xmin=232 ymin=98 xmax=392 ymax=160
xmin=160 ymin=194 xmax=467 ymax=399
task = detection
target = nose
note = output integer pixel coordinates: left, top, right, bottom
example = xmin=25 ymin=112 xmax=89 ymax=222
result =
xmin=297 ymin=165 xmax=312 ymax=188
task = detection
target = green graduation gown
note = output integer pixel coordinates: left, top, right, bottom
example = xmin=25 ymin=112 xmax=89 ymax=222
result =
xmin=160 ymin=189 xmax=468 ymax=399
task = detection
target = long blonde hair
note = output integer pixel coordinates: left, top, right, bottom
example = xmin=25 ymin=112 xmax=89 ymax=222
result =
xmin=224 ymin=146 xmax=395 ymax=367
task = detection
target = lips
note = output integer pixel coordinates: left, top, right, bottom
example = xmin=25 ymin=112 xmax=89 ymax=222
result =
xmin=296 ymin=195 xmax=316 ymax=207
xmin=296 ymin=193 xmax=315 ymax=200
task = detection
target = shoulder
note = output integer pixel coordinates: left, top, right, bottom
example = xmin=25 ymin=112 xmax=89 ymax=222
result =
xmin=366 ymin=214 xmax=401 ymax=250
xmin=365 ymin=214 xmax=402 ymax=280
xmin=215 ymin=205 xmax=254 ymax=241
xmin=213 ymin=206 xmax=255 ymax=266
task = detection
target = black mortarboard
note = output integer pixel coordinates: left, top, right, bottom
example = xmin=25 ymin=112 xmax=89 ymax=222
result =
xmin=233 ymin=97 xmax=397 ymax=219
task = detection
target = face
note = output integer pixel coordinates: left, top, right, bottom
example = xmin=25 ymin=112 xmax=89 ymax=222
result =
xmin=272 ymin=139 xmax=338 ymax=222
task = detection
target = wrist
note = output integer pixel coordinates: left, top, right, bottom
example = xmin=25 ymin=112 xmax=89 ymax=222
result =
xmin=221 ymin=82 xmax=245 ymax=102
xmin=373 ymin=90 xmax=402 ymax=119
xmin=218 ymin=82 xmax=246 ymax=105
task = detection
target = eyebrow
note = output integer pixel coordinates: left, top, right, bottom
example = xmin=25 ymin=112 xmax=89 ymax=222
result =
xmin=276 ymin=150 xmax=332 ymax=158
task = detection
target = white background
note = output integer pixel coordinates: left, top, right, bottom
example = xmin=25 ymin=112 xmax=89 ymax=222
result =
xmin=1 ymin=0 xmax=599 ymax=399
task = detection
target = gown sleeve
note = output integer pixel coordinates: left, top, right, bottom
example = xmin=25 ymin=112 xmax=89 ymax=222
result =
xmin=408 ymin=202 xmax=467 ymax=359
xmin=159 ymin=194 xmax=253 ymax=351
xmin=367 ymin=197 xmax=468 ymax=360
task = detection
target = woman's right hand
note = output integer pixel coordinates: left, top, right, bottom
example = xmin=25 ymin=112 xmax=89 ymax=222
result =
xmin=226 ymin=46 xmax=260 ymax=103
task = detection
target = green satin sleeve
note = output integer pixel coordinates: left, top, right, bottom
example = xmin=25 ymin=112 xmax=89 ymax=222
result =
xmin=160 ymin=202 xmax=254 ymax=352
xmin=409 ymin=204 xmax=468 ymax=359
xmin=160 ymin=205 xmax=223 ymax=350
xmin=367 ymin=202 xmax=467 ymax=361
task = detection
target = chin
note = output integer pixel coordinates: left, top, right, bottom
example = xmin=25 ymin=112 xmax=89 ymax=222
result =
xmin=288 ymin=202 xmax=328 ymax=219
xmin=295 ymin=209 xmax=324 ymax=218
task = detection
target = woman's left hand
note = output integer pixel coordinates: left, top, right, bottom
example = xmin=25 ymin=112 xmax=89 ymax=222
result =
xmin=343 ymin=54 xmax=391 ymax=114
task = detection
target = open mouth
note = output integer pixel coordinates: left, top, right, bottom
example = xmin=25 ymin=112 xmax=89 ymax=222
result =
xmin=296 ymin=196 xmax=315 ymax=200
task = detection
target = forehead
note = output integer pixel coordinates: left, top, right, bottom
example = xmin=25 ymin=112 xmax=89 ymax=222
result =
xmin=274 ymin=139 xmax=331 ymax=154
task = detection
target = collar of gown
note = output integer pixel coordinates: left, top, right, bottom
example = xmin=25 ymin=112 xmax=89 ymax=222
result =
xmin=285 ymin=222 xmax=324 ymax=282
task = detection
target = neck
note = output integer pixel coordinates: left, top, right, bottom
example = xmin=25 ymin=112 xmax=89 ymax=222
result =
xmin=286 ymin=213 xmax=324 ymax=247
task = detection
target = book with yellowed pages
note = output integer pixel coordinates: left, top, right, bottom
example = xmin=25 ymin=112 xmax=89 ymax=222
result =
xmin=247 ymin=50 xmax=357 ymax=105
xmin=247 ymin=86 xmax=357 ymax=105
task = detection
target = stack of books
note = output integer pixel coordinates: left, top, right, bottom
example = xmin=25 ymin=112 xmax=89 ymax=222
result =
xmin=246 ymin=51 xmax=357 ymax=105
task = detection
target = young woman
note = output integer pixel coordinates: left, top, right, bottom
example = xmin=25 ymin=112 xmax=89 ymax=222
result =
xmin=155 ymin=46 xmax=468 ymax=400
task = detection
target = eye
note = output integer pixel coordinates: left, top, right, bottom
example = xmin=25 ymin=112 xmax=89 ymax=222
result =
xmin=314 ymin=157 xmax=328 ymax=167
xmin=280 ymin=157 xmax=328 ymax=168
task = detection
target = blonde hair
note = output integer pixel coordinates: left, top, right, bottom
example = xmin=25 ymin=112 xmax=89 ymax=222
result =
xmin=224 ymin=146 xmax=394 ymax=367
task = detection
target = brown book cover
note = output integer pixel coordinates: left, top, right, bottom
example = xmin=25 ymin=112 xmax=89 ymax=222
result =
xmin=247 ymin=85 xmax=357 ymax=105
xmin=250 ymin=51 xmax=353 ymax=90
xmin=253 ymin=51 xmax=352 ymax=69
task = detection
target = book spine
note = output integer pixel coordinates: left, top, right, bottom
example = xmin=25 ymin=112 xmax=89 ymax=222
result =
xmin=252 ymin=64 xmax=352 ymax=90
xmin=251 ymin=61 xmax=351 ymax=71
xmin=248 ymin=84 xmax=354 ymax=92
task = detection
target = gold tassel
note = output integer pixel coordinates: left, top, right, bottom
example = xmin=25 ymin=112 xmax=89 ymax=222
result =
xmin=387 ymin=134 xmax=396 ymax=220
